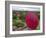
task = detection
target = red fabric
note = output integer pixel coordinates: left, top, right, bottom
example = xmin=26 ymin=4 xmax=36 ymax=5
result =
xmin=25 ymin=11 xmax=39 ymax=30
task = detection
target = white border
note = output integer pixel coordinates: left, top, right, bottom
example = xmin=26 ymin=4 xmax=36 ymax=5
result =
xmin=10 ymin=4 xmax=43 ymax=34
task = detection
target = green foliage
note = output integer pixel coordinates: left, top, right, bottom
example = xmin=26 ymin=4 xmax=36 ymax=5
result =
xmin=13 ymin=11 xmax=26 ymax=29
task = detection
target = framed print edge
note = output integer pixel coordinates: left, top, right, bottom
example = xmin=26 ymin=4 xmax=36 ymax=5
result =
xmin=5 ymin=1 xmax=45 ymax=37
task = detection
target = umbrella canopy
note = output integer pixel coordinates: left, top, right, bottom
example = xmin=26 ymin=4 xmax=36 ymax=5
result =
xmin=25 ymin=11 xmax=39 ymax=30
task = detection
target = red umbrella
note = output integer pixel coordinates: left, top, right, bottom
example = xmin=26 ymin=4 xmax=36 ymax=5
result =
xmin=25 ymin=11 xmax=39 ymax=30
